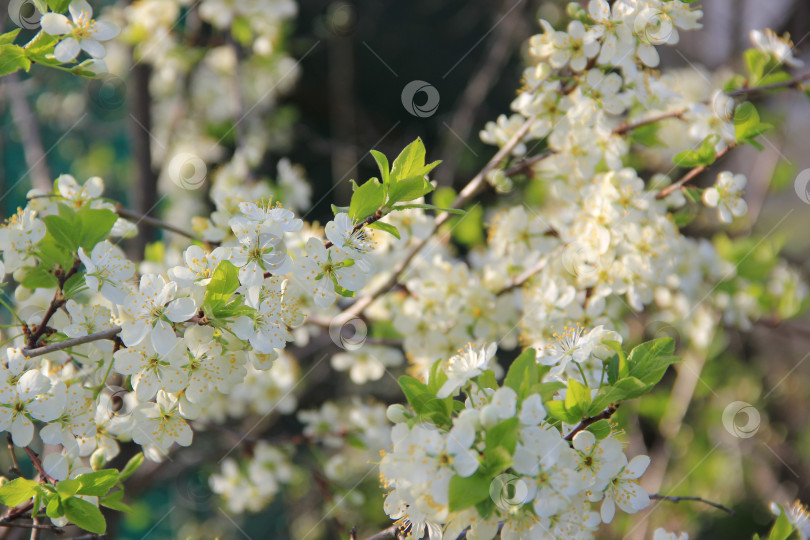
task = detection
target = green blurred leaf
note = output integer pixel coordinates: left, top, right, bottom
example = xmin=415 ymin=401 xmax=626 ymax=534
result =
xmin=448 ymin=472 xmax=491 ymax=512
xmin=63 ymin=496 xmax=106 ymax=534
xmin=0 ymin=44 xmax=31 ymax=76
xmin=76 ymin=469 xmax=119 ymax=496
xmin=366 ymin=220 xmax=400 ymax=239
xmin=0 ymin=29 xmax=21 ymax=46
xmin=119 ymin=453 xmax=144 ymax=481
xmin=0 ymin=478 xmax=40 ymax=506
xmin=349 ymin=177 xmax=385 ymax=221
xmin=21 ymin=266 xmax=58 ymax=290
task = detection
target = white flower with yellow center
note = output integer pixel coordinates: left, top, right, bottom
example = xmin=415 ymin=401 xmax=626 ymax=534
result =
xmin=40 ymin=0 xmax=120 ymax=63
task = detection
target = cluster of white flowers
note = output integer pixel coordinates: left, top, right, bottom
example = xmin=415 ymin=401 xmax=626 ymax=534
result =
xmin=381 ymin=342 xmax=651 ymax=540
xmin=0 ymin=174 xmax=382 ymax=472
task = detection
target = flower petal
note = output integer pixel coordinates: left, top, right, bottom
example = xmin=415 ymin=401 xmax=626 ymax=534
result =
xmin=40 ymin=13 xmax=71 ymax=36
xmin=54 ymin=38 xmax=81 ymax=63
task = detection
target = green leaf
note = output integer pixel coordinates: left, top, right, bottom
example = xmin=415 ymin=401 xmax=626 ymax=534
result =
xmin=545 ymin=400 xmax=580 ymax=424
xmin=673 ymin=135 xmax=720 ymax=168
xmin=590 ymin=376 xmax=650 ymax=413
xmin=349 ymin=177 xmax=385 ymax=221
xmin=626 ymin=338 xmax=679 ymax=386
xmin=0 ymin=44 xmax=31 ymax=76
xmin=485 ymin=417 xmax=519 ymax=455
xmin=63 ymin=496 xmax=106 ymax=534
xmin=100 ymin=489 xmax=132 ymax=512
xmin=46 ymin=496 xmax=63 ymax=519
xmin=426 ymin=358 xmax=448 ymax=396
xmin=448 ymin=472 xmax=492 ymax=512
xmin=630 ymin=123 xmax=665 ymax=148
xmin=369 ymin=149 xmax=390 ymax=187
xmin=21 ymin=266 xmax=58 ymax=290
xmin=0 ymin=29 xmax=21 ymax=46
xmin=387 ymin=175 xmax=435 ymax=205
xmin=734 ymin=102 xmax=772 ymax=147
xmin=390 ymin=138 xmax=427 ymax=182
xmin=565 ymin=378 xmax=591 ymax=418
xmin=768 ymin=505 xmax=794 ymax=540
xmin=76 ymin=208 xmax=118 ymax=249
xmin=48 ymin=0 xmax=72 ymax=13
xmin=43 ymin=214 xmax=79 ymax=252
xmin=76 ymin=469 xmax=119 ymax=496
xmin=586 ymin=419 xmax=611 ymax=439
xmin=0 ymin=478 xmax=40 ymax=506
xmin=24 ymin=31 xmax=57 ymax=56
xmin=37 ymin=237 xmax=74 ymax=271
xmin=119 ymin=453 xmax=145 ymax=481
xmin=398 ymin=375 xmax=451 ymax=424
xmin=743 ymin=48 xmax=775 ymax=84
xmin=56 ymin=479 xmax=81 ymax=498
xmin=204 ymin=261 xmax=240 ymax=308
xmin=365 ymin=220 xmax=400 ymax=239
xmin=504 ymin=348 xmax=539 ymax=400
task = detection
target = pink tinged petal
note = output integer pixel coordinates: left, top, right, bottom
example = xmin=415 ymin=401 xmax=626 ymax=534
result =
xmin=165 ymin=297 xmax=197 ymax=322
xmin=40 ymin=13 xmax=71 ymax=35
xmin=91 ymin=21 xmax=119 ymax=41
xmin=54 ymin=37 xmax=81 ymax=62
xmin=151 ymin=320 xmax=179 ymax=356
xmin=121 ymin=319 xmax=150 ymax=347
xmin=601 ymin=497 xmax=616 ymax=523
xmin=10 ymin=414 xmax=34 ymax=447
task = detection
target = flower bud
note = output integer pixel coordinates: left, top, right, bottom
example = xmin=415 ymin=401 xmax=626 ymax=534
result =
xmin=386 ymin=404 xmax=409 ymax=423
xmin=90 ymin=449 xmax=107 ymax=470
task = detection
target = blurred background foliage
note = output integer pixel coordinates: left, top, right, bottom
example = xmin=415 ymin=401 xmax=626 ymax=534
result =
xmin=2 ymin=0 xmax=810 ymax=538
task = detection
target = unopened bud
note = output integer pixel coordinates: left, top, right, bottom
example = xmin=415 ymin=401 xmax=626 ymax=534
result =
xmin=386 ymin=404 xmax=409 ymax=423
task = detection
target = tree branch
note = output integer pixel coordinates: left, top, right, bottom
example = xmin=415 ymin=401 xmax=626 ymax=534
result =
xmin=21 ymin=447 xmax=55 ymax=484
xmin=564 ymin=404 xmax=619 ymax=442
xmin=22 ymin=327 xmax=122 ymax=359
xmin=656 ymin=144 xmax=735 ymax=200
xmin=335 ymin=118 xmax=536 ymax=324
xmin=727 ymin=70 xmax=810 ymax=97
xmin=649 ymin=493 xmax=735 ymax=515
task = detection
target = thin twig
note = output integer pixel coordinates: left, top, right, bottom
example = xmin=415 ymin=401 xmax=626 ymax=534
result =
xmin=335 ymin=118 xmax=536 ymax=324
xmin=656 ymin=144 xmax=735 ymax=200
xmin=0 ymin=521 xmax=61 ymax=533
xmin=115 ymin=206 xmax=204 ymax=243
xmin=727 ymin=70 xmax=810 ymax=97
xmin=20 ymin=447 xmax=55 ymax=484
xmin=564 ymin=404 xmax=619 ymax=442
xmin=649 ymin=493 xmax=735 ymax=515
xmin=22 ymin=327 xmax=122 ymax=359
xmin=6 ymin=435 xmax=22 ymax=478
xmin=613 ymin=109 xmax=686 ymax=135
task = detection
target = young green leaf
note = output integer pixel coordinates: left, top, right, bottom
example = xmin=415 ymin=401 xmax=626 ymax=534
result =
xmin=63 ymin=496 xmax=106 ymax=534
xmin=119 ymin=453 xmax=145 ymax=481
xmin=366 ymin=221 xmax=400 ymax=239
xmin=369 ymin=149 xmax=390 ymax=187
xmin=76 ymin=469 xmax=119 ymax=496
xmin=0 ymin=477 xmax=40 ymax=506
xmin=448 ymin=472 xmax=492 ymax=512
xmin=349 ymin=178 xmax=385 ymax=221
